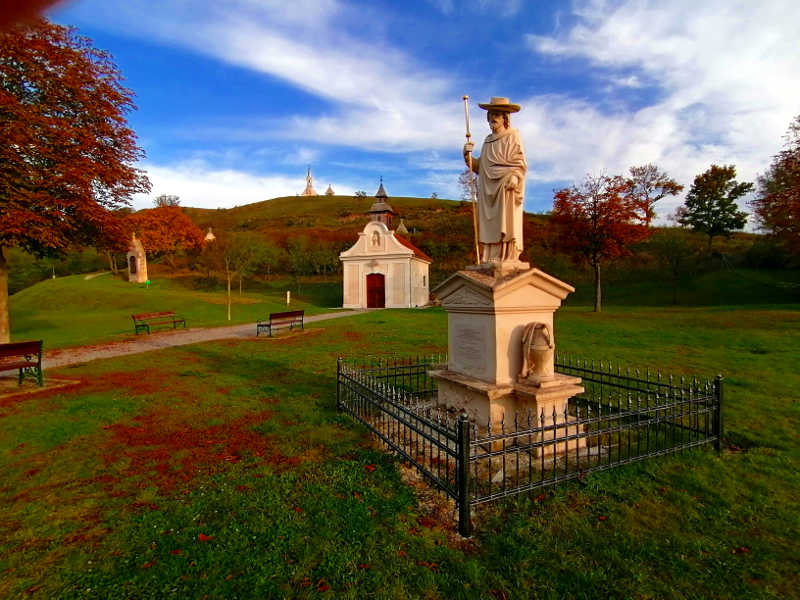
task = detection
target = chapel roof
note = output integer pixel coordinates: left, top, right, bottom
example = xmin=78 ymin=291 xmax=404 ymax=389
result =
xmin=368 ymin=178 xmax=395 ymax=215
xmin=395 ymin=234 xmax=432 ymax=262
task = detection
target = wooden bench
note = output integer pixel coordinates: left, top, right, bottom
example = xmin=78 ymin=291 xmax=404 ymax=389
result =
xmin=131 ymin=311 xmax=186 ymax=335
xmin=0 ymin=340 xmax=43 ymax=386
xmin=257 ymin=310 xmax=304 ymax=337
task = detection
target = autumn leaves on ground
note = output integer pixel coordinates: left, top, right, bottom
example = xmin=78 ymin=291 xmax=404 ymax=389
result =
xmin=1 ymin=307 xmax=799 ymax=599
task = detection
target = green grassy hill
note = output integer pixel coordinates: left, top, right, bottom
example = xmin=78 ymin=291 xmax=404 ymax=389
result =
xmin=183 ymin=194 xmax=462 ymax=232
xmin=9 ymin=272 xmax=338 ymax=349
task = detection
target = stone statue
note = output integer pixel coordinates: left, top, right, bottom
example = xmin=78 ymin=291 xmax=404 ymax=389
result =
xmin=463 ymin=97 xmax=527 ymax=264
xmin=520 ymin=322 xmax=554 ymax=383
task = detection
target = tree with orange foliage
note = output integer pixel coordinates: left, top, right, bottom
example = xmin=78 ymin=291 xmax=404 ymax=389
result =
xmin=0 ymin=19 xmax=149 ymax=341
xmin=551 ymin=174 xmax=652 ymax=312
xmin=125 ymin=206 xmax=204 ymax=269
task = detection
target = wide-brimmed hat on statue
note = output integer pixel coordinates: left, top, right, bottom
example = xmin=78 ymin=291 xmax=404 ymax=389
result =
xmin=478 ymin=97 xmax=520 ymax=113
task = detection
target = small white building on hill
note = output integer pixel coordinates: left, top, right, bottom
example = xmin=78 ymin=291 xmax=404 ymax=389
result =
xmin=340 ymin=181 xmax=431 ymax=308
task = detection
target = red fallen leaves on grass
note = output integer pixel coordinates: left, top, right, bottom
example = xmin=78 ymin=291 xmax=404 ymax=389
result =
xmin=732 ymin=546 xmax=750 ymax=554
xmin=357 ymin=563 xmax=370 ymax=570
xmin=317 ymin=579 xmax=331 ymax=592
xmin=300 ymin=577 xmax=312 ymax=588
xmin=131 ymin=501 xmax=160 ymax=511
xmin=490 ymin=590 xmax=508 ymax=600
xmin=142 ymin=561 xmax=156 ymax=568
xmin=417 ymin=515 xmax=438 ymax=529
xmin=170 ymin=549 xmax=183 ymax=555
xmin=397 ymin=550 xmax=407 ymax=557
xmin=416 ymin=560 xmax=439 ymax=572
xmin=197 ymin=533 xmax=215 ymax=542
xmin=292 ymin=506 xmax=304 ymax=513
xmin=535 ymin=493 xmax=546 ymax=503
xmin=98 ymin=408 xmax=295 ymax=496
xmin=364 ymin=464 xmax=377 ymax=472
xmin=598 ymin=515 xmax=608 ymax=522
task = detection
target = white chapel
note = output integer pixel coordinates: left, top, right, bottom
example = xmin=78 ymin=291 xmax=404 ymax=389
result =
xmin=340 ymin=181 xmax=431 ymax=309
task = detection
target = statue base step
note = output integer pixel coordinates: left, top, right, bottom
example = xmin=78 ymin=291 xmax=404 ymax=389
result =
xmin=430 ymin=369 xmax=587 ymax=457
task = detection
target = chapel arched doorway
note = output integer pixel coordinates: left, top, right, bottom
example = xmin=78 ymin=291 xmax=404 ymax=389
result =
xmin=366 ymin=273 xmax=385 ymax=308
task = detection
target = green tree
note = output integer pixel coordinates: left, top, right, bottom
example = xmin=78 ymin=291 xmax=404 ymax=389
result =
xmin=678 ymin=165 xmax=752 ymax=250
xmin=198 ymin=231 xmax=270 ymax=320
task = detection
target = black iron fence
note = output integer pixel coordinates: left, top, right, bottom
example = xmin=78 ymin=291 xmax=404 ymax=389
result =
xmin=337 ymin=354 xmax=722 ymax=537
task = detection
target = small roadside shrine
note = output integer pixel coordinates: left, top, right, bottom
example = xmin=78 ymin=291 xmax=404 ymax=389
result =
xmin=339 ymin=181 xmax=431 ymax=308
xmin=126 ymin=233 xmax=148 ymax=283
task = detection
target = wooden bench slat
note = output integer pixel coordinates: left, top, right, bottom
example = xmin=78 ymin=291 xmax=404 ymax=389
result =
xmin=132 ymin=311 xmax=186 ymax=334
xmin=0 ymin=340 xmax=43 ymax=387
xmin=256 ymin=310 xmax=304 ymax=337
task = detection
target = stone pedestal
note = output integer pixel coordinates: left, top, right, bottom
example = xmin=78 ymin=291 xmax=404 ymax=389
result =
xmin=431 ymin=264 xmax=586 ymax=458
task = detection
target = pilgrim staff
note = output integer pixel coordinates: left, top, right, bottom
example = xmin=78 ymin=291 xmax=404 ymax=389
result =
xmin=462 ymin=95 xmax=480 ymax=264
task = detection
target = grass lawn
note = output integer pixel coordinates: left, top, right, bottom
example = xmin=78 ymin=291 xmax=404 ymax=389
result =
xmin=1 ymin=304 xmax=798 ymax=598
xmin=9 ymin=273 xmax=340 ymax=349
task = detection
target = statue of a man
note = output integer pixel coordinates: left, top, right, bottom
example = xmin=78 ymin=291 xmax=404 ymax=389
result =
xmin=463 ymin=97 xmax=527 ymax=264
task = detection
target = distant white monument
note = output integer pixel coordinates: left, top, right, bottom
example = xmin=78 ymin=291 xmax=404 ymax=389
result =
xmin=204 ymin=227 xmax=216 ymax=242
xmin=340 ymin=180 xmax=431 ymax=308
xmin=301 ymin=167 xmax=317 ymax=196
xmin=127 ymin=233 xmax=148 ymax=283
xmin=325 ymin=184 xmax=335 ymax=196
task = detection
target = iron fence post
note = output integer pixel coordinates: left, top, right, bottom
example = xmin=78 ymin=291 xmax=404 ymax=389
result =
xmin=713 ymin=375 xmax=723 ymax=453
xmin=457 ymin=412 xmax=472 ymax=537
xmin=336 ymin=357 xmax=342 ymax=411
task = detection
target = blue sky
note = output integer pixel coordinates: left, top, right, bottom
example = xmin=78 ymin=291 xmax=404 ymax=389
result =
xmin=50 ymin=0 xmax=799 ymax=221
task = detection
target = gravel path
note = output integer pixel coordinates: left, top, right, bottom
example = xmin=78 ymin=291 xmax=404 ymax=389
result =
xmin=43 ymin=310 xmax=364 ymax=370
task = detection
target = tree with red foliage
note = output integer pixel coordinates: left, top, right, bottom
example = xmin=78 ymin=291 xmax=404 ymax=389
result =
xmin=0 ymin=19 xmax=149 ymax=341
xmin=551 ymin=174 xmax=652 ymax=312
xmin=752 ymin=115 xmax=800 ymax=258
xmin=125 ymin=206 xmax=204 ymax=268
xmin=627 ymin=164 xmax=683 ymax=224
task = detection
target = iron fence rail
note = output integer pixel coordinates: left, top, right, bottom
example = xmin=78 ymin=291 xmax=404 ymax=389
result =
xmin=337 ymin=357 xmax=460 ymax=498
xmin=337 ymin=355 xmax=722 ymax=537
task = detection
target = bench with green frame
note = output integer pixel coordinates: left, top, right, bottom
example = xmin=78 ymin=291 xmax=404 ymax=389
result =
xmin=257 ymin=310 xmax=304 ymax=337
xmin=0 ymin=340 xmax=43 ymax=386
xmin=131 ymin=311 xmax=187 ymax=335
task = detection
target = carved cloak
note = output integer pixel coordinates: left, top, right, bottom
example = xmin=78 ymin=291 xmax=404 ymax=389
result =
xmin=477 ymin=127 xmax=527 ymax=249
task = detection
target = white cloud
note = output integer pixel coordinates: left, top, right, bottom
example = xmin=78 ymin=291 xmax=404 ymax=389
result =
xmin=135 ymin=161 xmax=360 ymax=209
xmin=280 ymin=146 xmax=321 ymax=166
xmin=523 ymin=0 xmax=800 ymax=219
xmin=66 ymin=0 xmax=459 ymax=154
xmin=61 ymin=0 xmax=799 ymax=221
xmin=608 ymin=75 xmax=643 ymax=89
xmin=134 ymin=162 xmax=297 ymax=209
